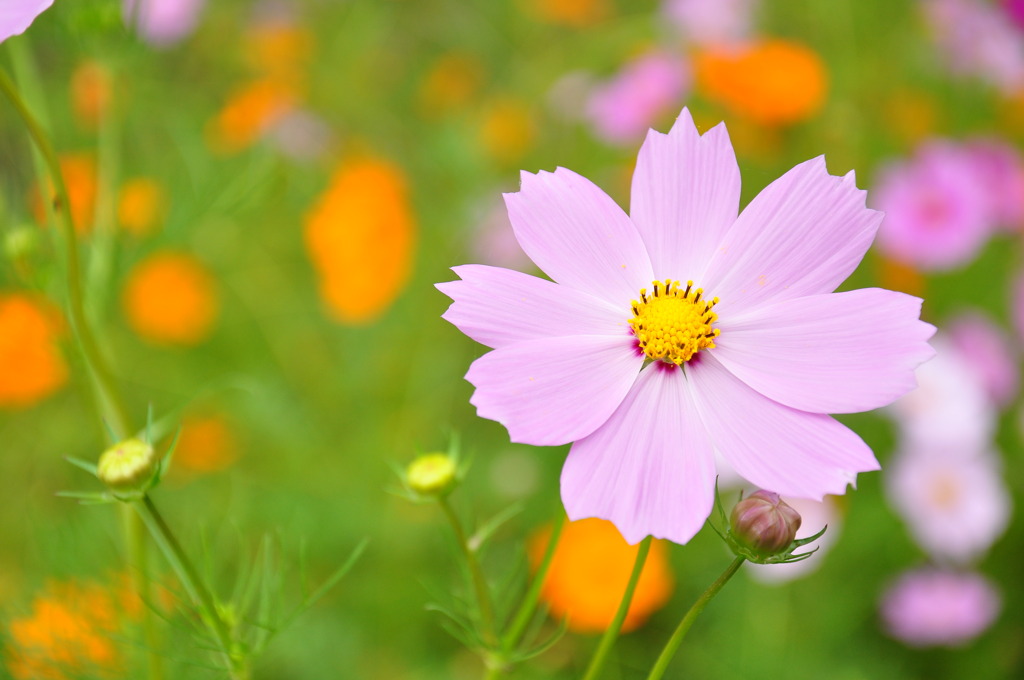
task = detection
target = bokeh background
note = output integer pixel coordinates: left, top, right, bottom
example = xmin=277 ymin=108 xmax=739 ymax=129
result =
xmin=1 ymin=0 xmax=1023 ymax=678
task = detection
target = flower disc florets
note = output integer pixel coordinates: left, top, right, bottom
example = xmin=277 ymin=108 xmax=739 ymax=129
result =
xmin=629 ymin=279 xmax=720 ymax=364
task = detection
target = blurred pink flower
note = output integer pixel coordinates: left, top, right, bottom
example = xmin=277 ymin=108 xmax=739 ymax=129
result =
xmin=268 ymin=109 xmax=335 ymax=162
xmin=747 ymin=495 xmax=840 ymax=584
xmin=662 ymin=0 xmax=756 ymax=46
xmin=1005 ymin=0 xmax=1024 ymax=30
xmin=887 ymin=336 xmax=995 ymax=451
xmin=881 ymin=569 xmax=1000 ymax=647
xmin=873 ymin=141 xmax=994 ymax=271
xmin=585 ymin=52 xmax=690 ymax=146
xmin=439 ymin=108 xmax=934 ymax=545
xmin=886 ymin=445 xmax=1010 ymax=563
xmin=965 ymin=138 xmax=1024 ymax=230
xmin=469 ymin=198 xmax=533 ymax=271
xmin=0 ymin=0 xmax=52 ymax=43
xmin=1013 ymin=271 xmax=1024 ymax=342
xmin=947 ymin=312 xmax=1019 ymax=407
xmin=124 ymin=0 xmax=206 ymax=47
xmin=923 ymin=0 xmax=1024 ymax=94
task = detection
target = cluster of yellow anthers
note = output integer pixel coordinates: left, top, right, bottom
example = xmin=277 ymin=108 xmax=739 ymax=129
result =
xmin=628 ymin=279 xmax=721 ymax=365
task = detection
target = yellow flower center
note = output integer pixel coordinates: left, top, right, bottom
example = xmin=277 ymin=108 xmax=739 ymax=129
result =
xmin=628 ymin=279 xmax=720 ymax=365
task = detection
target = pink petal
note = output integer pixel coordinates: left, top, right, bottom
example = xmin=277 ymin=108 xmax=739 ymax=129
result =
xmin=437 ymin=265 xmax=626 ymax=349
xmin=702 ymin=158 xmax=882 ymax=317
xmin=504 ymin=168 xmax=654 ymax=307
xmin=712 ymin=289 xmax=936 ymax=413
xmin=688 ymin=354 xmax=879 ymax=499
xmin=630 ymin=109 xmax=741 ymax=282
xmin=561 ymin=363 xmax=716 ymax=545
xmin=0 ymin=0 xmax=52 ymax=42
xmin=466 ymin=335 xmax=642 ymax=446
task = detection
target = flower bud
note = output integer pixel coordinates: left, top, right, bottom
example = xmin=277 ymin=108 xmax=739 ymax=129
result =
xmin=729 ymin=490 xmax=802 ymax=558
xmin=97 ymin=438 xmax=158 ymax=493
xmin=406 ymin=452 xmax=458 ymax=496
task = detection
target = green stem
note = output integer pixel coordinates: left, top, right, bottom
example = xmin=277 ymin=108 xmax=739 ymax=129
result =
xmin=123 ymin=505 xmax=164 ymax=680
xmin=645 ymin=556 xmax=745 ymax=680
xmin=136 ymin=495 xmax=247 ymax=680
xmin=580 ymin=536 xmax=652 ymax=680
xmin=0 ymin=67 xmax=131 ymax=437
xmin=438 ymin=496 xmax=498 ymax=648
xmin=502 ymin=512 xmax=565 ymax=654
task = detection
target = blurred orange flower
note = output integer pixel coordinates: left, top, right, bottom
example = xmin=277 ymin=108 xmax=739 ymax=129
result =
xmin=694 ymin=39 xmax=827 ymax=126
xmin=519 ymin=0 xmax=609 ymax=26
xmin=479 ymin=98 xmax=537 ymax=164
xmin=0 ymin=294 xmax=67 ymax=408
xmin=418 ymin=52 xmax=484 ymax=118
xmin=117 ymin=177 xmax=167 ymax=236
xmin=529 ymin=518 xmax=674 ymax=633
xmin=4 ymin=580 xmax=128 ymax=680
xmin=70 ymin=60 xmax=113 ymax=129
xmin=122 ymin=252 xmax=219 ymax=345
xmin=31 ymin=153 xmax=98 ymax=234
xmin=206 ymin=79 xmax=298 ymax=154
xmin=244 ymin=22 xmax=313 ymax=82
xmin=174 ymin=412 xmax=239 ymax=474
xmin=304 ymin=157 xmax=416 ymax=324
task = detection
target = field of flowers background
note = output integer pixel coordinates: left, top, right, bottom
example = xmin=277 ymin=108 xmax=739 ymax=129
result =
xmin=1 ymin=0 xmax=1023 ymax=678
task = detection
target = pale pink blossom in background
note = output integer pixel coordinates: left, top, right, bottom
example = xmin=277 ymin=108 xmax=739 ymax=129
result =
xmin=585 ymin=52 xmax=690 ymax=146
xmin=469 ymin=198 xmax=533 ymax=271
xmin=440 ymin=108 xmax=935 ymax=545
xmin=0 ymin=0 xmax=52 ymax=43
xmin=546 ymin=71 xmax=595 ymax=123
xmin=747 ymin=495 xmax=840 ymax=583
xmin=662 ymin=0 xmax=757 ymax=47
xmin=965 ymin=138 xmax=1024 ymax=230
xmin=124 ymin=0 xmax=206 ymax=47
xmin=947 ymin=312 xmax=1019 ymax=407
xmin=886 ymin=446 xmax=1010 ymax=563
xmin=923 ymin=0 xmax=1024 ymax=94
xmin=887 ymin=336 xmax=995 ymax=451
xmin=269 ymin=110 xmax=335 ymax=163
xmin=881 ymin=569 xmax=1000 ymax=647
xmin=873 ymin=141 xmax=994 ymax=271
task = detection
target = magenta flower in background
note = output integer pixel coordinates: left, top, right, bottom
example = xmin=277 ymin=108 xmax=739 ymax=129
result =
xmin=886 ymin=445 xmax=1010 ymax=563
xmin=887 ymin=336 xmax=995 ymax=451
xmin=585 ymin=52 xmax=690 ymax=146
xmin=439 ymin=108 xmax=935 ymax=545
xmin=965 ymin=138 xmax=1024 ymax=230
xmin=0 ymin=0 xmax=53 ymax=43
xmin=873 ymin=141 xmax=994 ymax=271
xmin=662 ymin=0 xmax=756 ymax=47
xmin=123 ymin=0 xmax=205 ymax=48
xmin=1006 ymin=0 xmax=1024 ymax=30
xmin=923 ymin=0 xmax=1024 ymax=94
xmin=881 ymin=569 xmax=1000 ymax=647
xmin=948 ymin=312 xmax=1019 ymax=408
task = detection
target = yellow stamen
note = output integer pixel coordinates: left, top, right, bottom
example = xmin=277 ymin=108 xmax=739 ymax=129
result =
xmin=628 ymin=279 xmax=720 ymax=365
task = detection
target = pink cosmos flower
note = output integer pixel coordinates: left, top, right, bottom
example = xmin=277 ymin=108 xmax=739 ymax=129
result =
xmin=0 ymin=0 xmax=53 ymax=43
xmin=923 ymin=0 xmax=1024 ymax=94
xmin=965 ymin=138 xmax=1024 ymax=230
xmin=438 ymin=108 xmax=935 ymax=544
xmin=880 ymin=569 xmax=1000 ymax=647
xmin=873 ymin=140 xmax=994 ymax=271
xmin=123 ymin=0 xmax=206 ymax=48
xmin=1006 ymin=0 xmax=1024 ymax=30
xmin=886 ymin=445 xmax=1011 ymax=564
xmin=585 ymin=52 xmax=690 ymax=146
xmin=662 ymin=0 xmax=757 ymax=47
xmin=947 ymin=312 xmax=1019 ymax=408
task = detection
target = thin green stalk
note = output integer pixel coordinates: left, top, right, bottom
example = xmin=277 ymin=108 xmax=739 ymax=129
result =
xmin=502 ymin=511 xmax=565 ymax=654
xmin=438 ymin=496 xmax=498 ymax=647
xmin=123 ymin=504 xmax=164 ymax=680
xmin=0 ymin=67 xmax=131 ymax=437
xmin=580 ymin=536 xmax=652 ymax=680
xmin=645 ymin=556 xmax=745 ymax=680
xmin=136 ymin=496 xmax=248 ymax=680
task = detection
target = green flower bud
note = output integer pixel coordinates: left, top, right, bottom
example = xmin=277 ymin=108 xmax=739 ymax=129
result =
xmin=97 ymin=438 xmax=158 ymax=493
xmin=406 ymin=452 xmax=458 ymax=496
xmin=730 ymin=490 xmax=802 ymax=559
